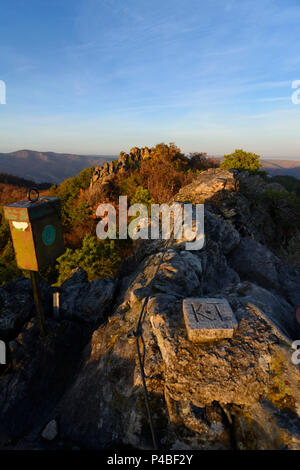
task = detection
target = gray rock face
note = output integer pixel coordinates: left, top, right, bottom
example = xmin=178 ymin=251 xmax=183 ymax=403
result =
xmin=59 ymin=268 xmax=117 ymax=324
xmin=236 ymin=171 xmax=267 ymax=197
xmin=228 ymin=238 xmax=300 ymax=309
xmin=0 ymin=277 xmax=51 ymax=339
xmin=121 ymin=249 xmax=203 ymax=300
xmin=205 ymin=210 xmax=240 ymax=254
xmin=0 ymin=317 xmax=90 ymax=442
xmin=55 ymin=264 xmax=300 ymax=450
xmin=223 ymin=281 xmax=300 ymax=345
xmin=277 ymin=265 xmax=300 ymax=307
xmin=90 ymin=147 xmax=152 ymax=195
xmin=0 ymin=168 xmax=299 ymax=451
xmin=176 ymin=168 xmax=238 ymax=204
xmin=198 ymin=244 xmax=240 ymax=295
xmin=228 ymin=238 xmax=280 ymax=289
xmin=53 ymin=228 xmax=299 ymax=450
xmin=42 ymin=420 xmax=58 ymax=441
xmin=175 ymin=169 xmax=299 ymax=262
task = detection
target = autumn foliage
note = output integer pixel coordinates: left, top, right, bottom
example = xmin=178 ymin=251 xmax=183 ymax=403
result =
xmin=0 ymin=143 xmax=220 ymax=285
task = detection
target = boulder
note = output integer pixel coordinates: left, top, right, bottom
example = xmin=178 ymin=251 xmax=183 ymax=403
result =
xmin=42 ymin=420 xmax=58 ymax=441
xmin=176 ymin=168 xmax=238 ymax=204
xmin=59 ymin=268 xmax=117 ymax=324
xmin=228 ymin=238 xmax=300 ymax=308
xmin=204 ymin=209 xmax=240 ymax=254
xmin=228 ymin=238 xmax=280 ymax=289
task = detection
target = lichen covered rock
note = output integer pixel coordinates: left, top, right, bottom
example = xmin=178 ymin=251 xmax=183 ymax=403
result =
xmin=0 ymin=167 xmax=299 ymax=451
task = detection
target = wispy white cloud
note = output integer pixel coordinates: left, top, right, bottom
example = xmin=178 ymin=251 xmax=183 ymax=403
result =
xmin=254 ymin=96 xmax=290 ymax=102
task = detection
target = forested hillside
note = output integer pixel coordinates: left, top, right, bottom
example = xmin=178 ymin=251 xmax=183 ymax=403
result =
xmin=0 ymin=150 xmax=114 ymax=184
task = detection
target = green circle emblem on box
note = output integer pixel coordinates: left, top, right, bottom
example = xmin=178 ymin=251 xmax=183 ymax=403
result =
xmin=42 ymin=225 xmax=56 ymax=246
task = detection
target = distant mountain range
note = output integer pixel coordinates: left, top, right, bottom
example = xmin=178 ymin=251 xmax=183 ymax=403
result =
xmin=213 ymin=156 xmax=300 ymax=180
xmin=260 ymin=159 xmax=300 ymax=179
xmin=0 ymin=150 xmax=300 ymax=184
xmin=0 ymin=150 xmax=116 ymax=184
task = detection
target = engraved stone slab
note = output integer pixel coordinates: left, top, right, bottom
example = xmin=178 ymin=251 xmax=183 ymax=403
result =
xmin=183 ymin=297 xmax=238 ymax=343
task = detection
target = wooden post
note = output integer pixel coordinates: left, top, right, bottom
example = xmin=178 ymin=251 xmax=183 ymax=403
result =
xmin=30 ymin=271 xmax=46 ymax=337
xmin=53 ymin=291 xmax=60 ymax=319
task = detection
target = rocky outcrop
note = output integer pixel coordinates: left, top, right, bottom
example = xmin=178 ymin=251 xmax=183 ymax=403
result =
xmin=0 ymin=277 xmax=52 ymax=340
xmin=0 ymin=269 xmax=117 ymax=341
xmin=54 ymin=226 xmax=300 ymax=450
xmin=176 ymin=168 xmax=238 ymax=203
xmin=0 ymin=317 xmax=90 ymax=447
xmin=0 ymin=168 xmax=299 ymax=450
xmin=228 ymin=238 xmax=300 ymax=308
xmin=59 ymin=268 xmax=117 ymax=325
xmin=90 ymin=147 xmax=152 ymax=196
xmin=176 ymin=168 xmax=300 ymax=261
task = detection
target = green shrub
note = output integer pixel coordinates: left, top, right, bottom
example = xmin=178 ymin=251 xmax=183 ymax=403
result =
xmin=70 ymin=201 xmax=92 ymax=227
xmin=221 ymin=149 xmax=262 ymax=171
xmin=0 ymin=208 xmax=10 ymax=251
xmin=56 ymin=167 xmax=94 ymax=227
xmin=130 ymin=186 xmax=154 ymax=209
xmin=119 ymin=174 xmax=140 ymax=200
xmin=0 ymin=241 xmax=22 ymax=286
xmin=56 ymin=234 xmax=121 ymax=284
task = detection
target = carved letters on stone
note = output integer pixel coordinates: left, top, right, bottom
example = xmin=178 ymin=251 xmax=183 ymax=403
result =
xmin=183 ymin=298 xmax=238 ymax=343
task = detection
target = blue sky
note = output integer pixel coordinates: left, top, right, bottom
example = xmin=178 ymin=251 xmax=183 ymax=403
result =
xmin=0 ymin=0 xmax=300 ymax=158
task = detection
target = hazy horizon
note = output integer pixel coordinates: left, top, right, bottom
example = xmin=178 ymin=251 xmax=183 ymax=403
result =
xmin=1 ymin=0 xmax=300 ymax=157
xmin=1 ymin=148 xmax=300 ymax=161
